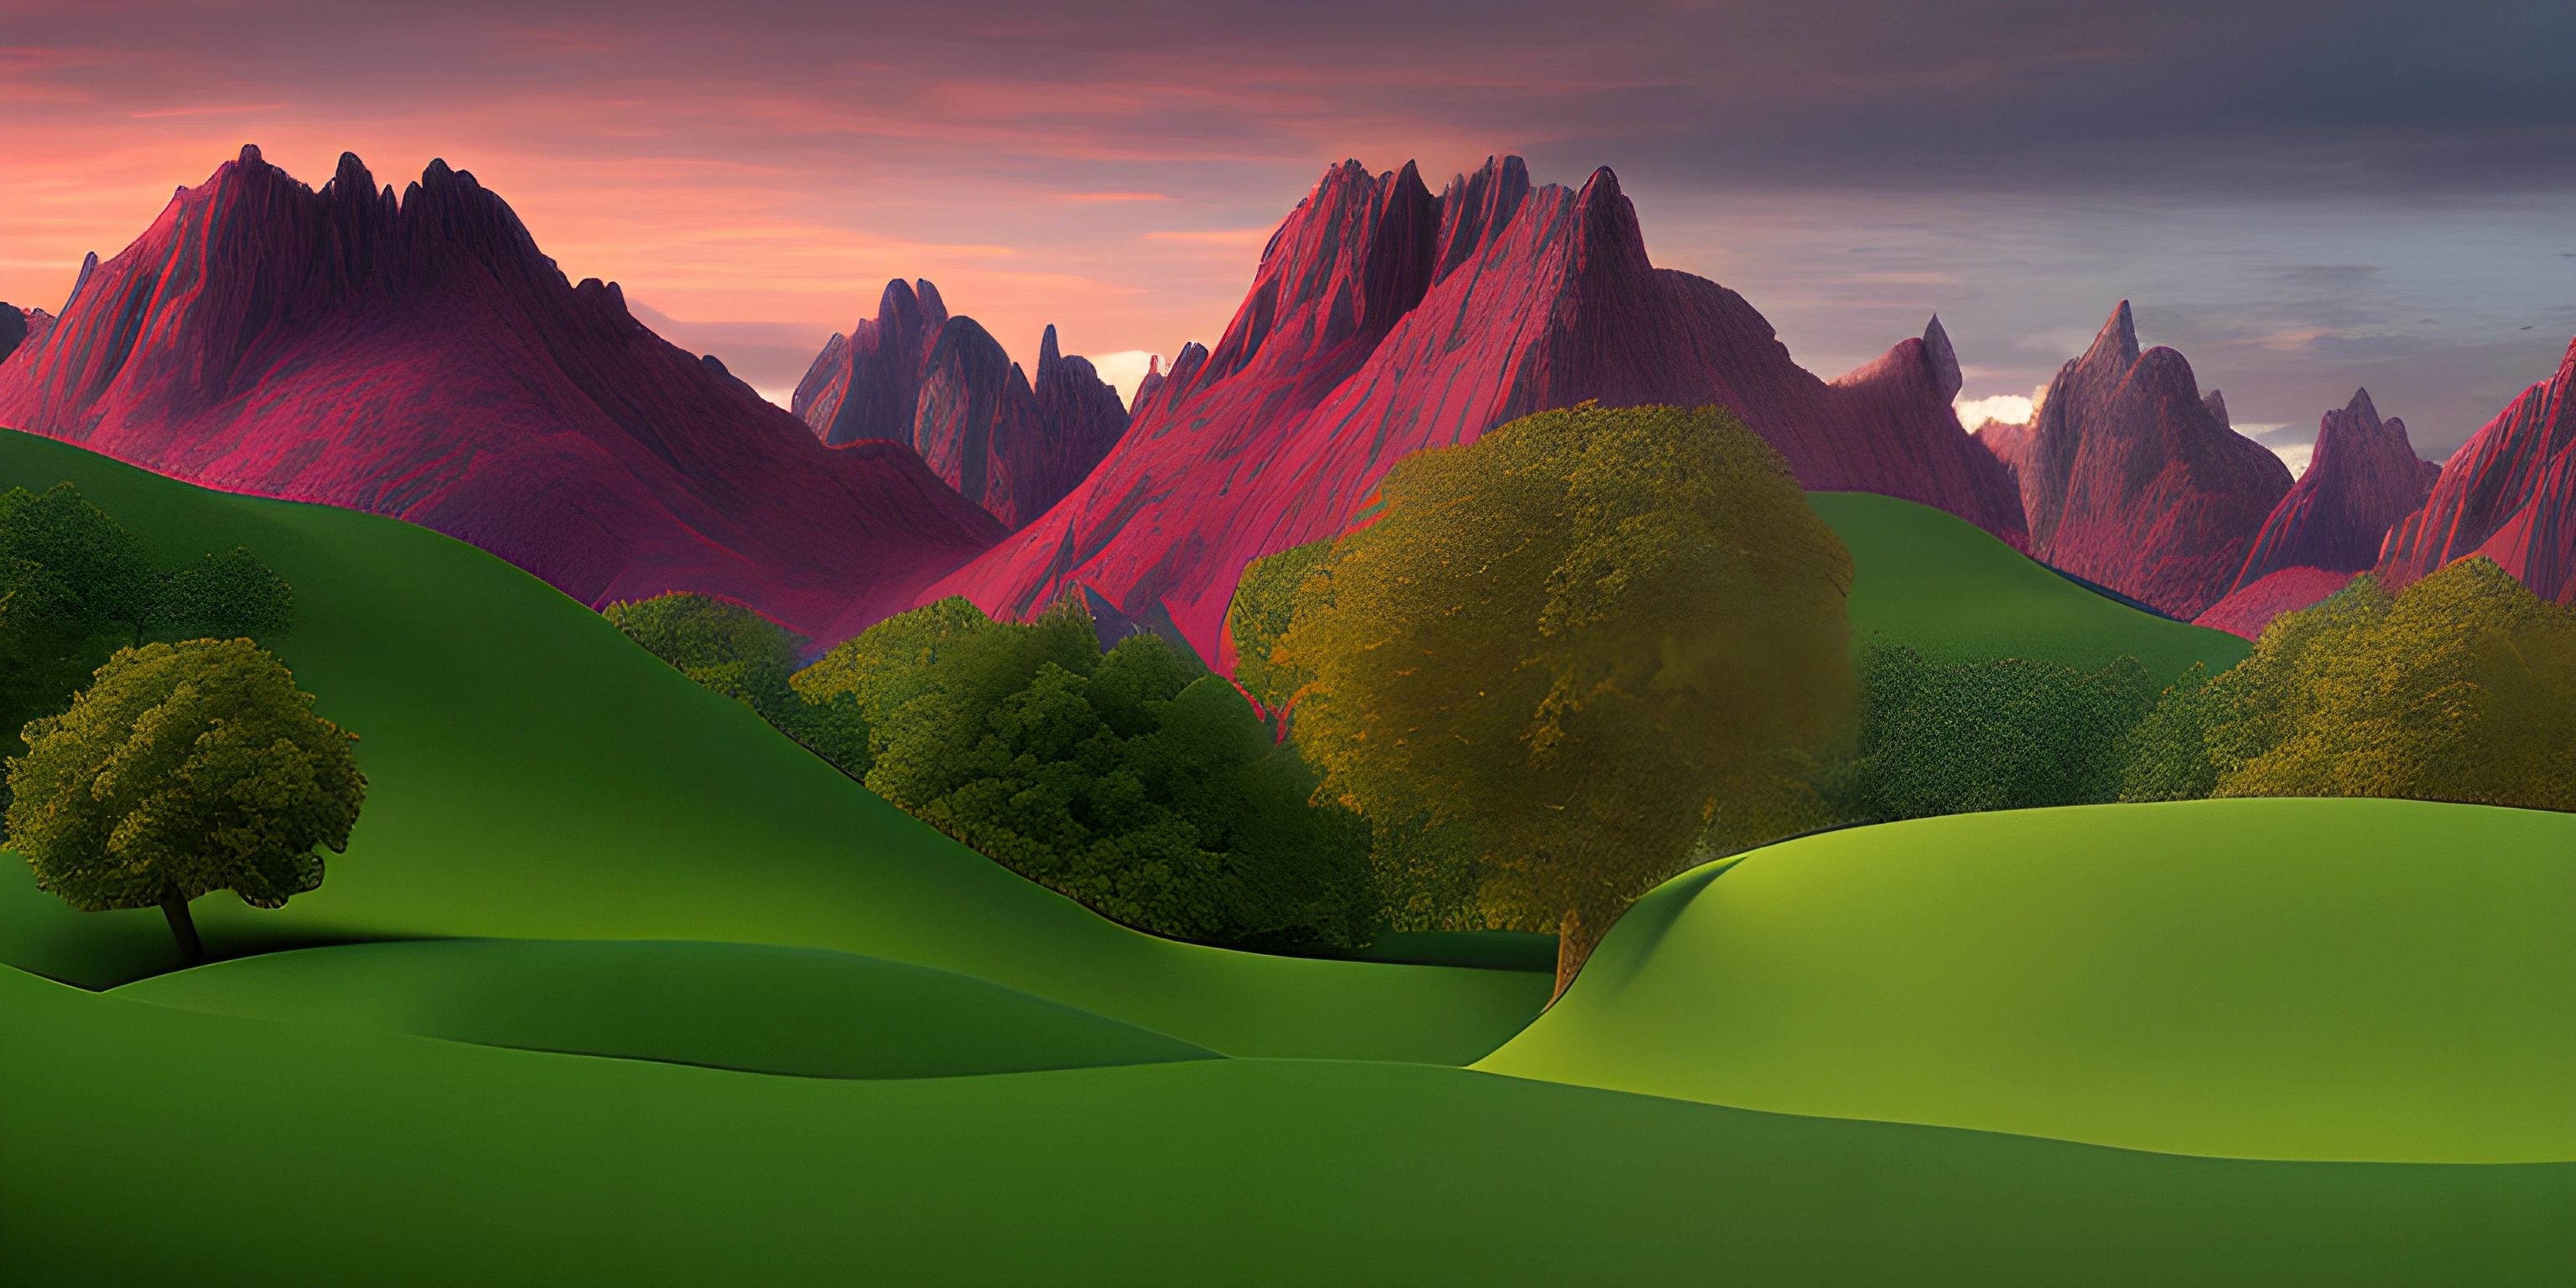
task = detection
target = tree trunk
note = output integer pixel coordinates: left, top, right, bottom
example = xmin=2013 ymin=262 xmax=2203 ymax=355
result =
xmin=160 ymin=890 xmax=205 ymax=965
xmin=1552 ymin=904 xmax=1615 ymax=1003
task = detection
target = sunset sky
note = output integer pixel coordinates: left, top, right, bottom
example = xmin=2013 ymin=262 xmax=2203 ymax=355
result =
xmin=6 ymin=0 xmax=2575 ymax=458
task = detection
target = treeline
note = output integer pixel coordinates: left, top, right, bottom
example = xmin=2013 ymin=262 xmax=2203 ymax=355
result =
xmin=1835 ymin=558 xmax=2575 ymax=820
xmin=612 ymin=403 xmax=2576 ymax=978
xmin=605 ymin=593 xmax=1377 ymax=949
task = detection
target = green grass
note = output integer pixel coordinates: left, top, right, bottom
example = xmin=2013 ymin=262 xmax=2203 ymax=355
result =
xmin=5 ymin=963 xmax=2568 ymax=1287
xmin=0 ymin=429 xmax=1548 ymax=1062
xmin=1811 ymin=491 xmax=2250 ymax=681
xmin=114 ymin=939 xmax=1215 ymax=1078
xmin=1481 ymin=797 xmax=2576 ymax=1163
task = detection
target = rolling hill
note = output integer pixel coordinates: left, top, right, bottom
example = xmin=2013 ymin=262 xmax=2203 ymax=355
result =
xmin=114 ymin=939 xmax=1217 ymax=1080
xmin=1478 ymin=797 xmax=2576 ymax=1163
xmin=1811 ymin=490 xmax=2250 ymax=681
xmin=0 ymin=428 xmax=1546 ymax=1063
xmin=5 ymin=961 xmax=2568 ymax=1285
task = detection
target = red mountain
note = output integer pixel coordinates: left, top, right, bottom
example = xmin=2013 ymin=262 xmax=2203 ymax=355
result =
xmin=2377 ymin=335 xmax=2576 ymax=605
xmin=1978 ymin=302 xmax=2292 ymax=619
xmin=929 ymin=155 xmax=2025 ymax=661
xmin=2193 ymin=388 xmax=2437 ymax=636
xmin=0 ymin=147 xmax=1002 ymax=642
xmin=792 ymin=286 xmax=1129 ymax=529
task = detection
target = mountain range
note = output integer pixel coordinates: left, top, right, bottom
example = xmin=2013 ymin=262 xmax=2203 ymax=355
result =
xmin=2 ymin=146 xmax=2569 ymax=652
xmin=932 ymin=156 xmax=2024 ymax=662
xmin=0 ymin=147 xmax=1003 ymax=644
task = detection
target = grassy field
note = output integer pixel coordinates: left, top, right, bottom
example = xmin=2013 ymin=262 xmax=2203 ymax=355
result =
xmin=116 ymin=939 xmax=1216 ymax=1078
xmin=1481 ymin=797 xmax=2576 ymax=1163
xmin=7 ymin=962 xmax=2569 ymax=1287
xmin=1811 ymin=491 xmax=2251 ymax=681
xmin=7 ymin=431 xmax=2567 ymax=1280
xmin=0 ymin=428 xmax=1548 ymax=1062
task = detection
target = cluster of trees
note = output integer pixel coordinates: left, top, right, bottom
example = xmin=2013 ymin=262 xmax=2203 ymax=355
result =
xmin=610 ymin=592 xmax=1378 ymax=948
xmin=3 ymin=483 xmax=362 ymax=961
xmin=610 ymin=404 xmax=2573 ymax=993
xmin=2122 ymin=560 xmax=2575 ymax=810
xmin=1830 ymin=558 xmax=2576 ymax=822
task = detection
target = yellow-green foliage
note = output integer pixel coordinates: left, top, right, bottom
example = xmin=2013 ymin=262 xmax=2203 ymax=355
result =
xmin=1226 ymin=538 xmax=1330 ymax=716
xmin=1275 ymin=403 xmax=1854 ymax=988
xmin=7 ymin=639 xmax=366 ymax=914
xmin=2126 ymin=559 xmax=2576 ymax=809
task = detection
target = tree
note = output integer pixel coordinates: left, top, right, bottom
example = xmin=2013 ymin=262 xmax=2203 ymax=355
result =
xmin=147 ymin=546 xmax=294 ymax=641
xmin=0 ymin=486 xmax=155 ymax=775
xmin=1226 ymin=538 xmax=1332 ymax=720
xmin=6 ymin=640 xmax=366 ymax=963
xmin=1275 ymin=403 xmax=1854 ymax=995
xmin=797 ymin=599 xmax=1379 ymax=948
xmin=0 ymin=483 xmax=153 ymax=643
xmin=1838 ymin=643 xmax=2155 ymax=821
xmin=2177 ymin=562 xmax=2576 ymax=808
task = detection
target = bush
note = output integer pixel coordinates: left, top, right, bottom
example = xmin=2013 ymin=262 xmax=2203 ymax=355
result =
xmin=795 ymin=598 xmax=1380 ymax=949
xmin=1840 ymin=642 xmax=2156 ymax=821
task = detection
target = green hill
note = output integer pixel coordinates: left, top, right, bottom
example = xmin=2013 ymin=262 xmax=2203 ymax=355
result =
xmin=1480 ymin=797 xmax=2576 ymax=1163
xmin=7 ymin=962 xmax=2568 ymax=1286
xmin=115 ymin=939 xmax=1216 ymax=1079
xmin=1810 ymin=491 xmax=2249 ymax=681
xmin=0 ymin=429 xmax=1547 ymax=1062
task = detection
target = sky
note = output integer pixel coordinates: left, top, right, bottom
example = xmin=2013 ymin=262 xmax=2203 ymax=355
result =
xmin=5 ymin=0 xmax=2575 ymax=460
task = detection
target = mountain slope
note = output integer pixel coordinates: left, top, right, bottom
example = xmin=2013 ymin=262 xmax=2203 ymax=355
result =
xmin=0 ymin=147 xmax=1002 ymax=642
xmin=933 ymin=156 xmax=2025 ymax=660
xmin=1981 ymin=303 xmax=2292 ymax=619
xmin=2379 ymin=335 xmax=2576 ymax=604
xmin=2196 ymin=388 xmax=2436 ymax=636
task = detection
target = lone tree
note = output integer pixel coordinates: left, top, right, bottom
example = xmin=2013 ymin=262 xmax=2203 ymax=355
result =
xmin=1277 ymin=403 xmax=1854 ymax=995
xmin=7 ymin=639 xmax=365 ymax=963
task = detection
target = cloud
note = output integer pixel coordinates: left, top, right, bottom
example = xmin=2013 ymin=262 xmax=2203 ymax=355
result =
xmin=1086 ymin=350 xmax=1163 ymax=408
xmin=1952 ymin=392 xmax=2033 ymax=427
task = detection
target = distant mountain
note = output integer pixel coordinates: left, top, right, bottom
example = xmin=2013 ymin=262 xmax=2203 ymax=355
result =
xmin=2194 ymin=388 xmax=2438 ymax=636
xmin=0 ymin=147 xmax=1002 ymax=643
xmin=930 ymin=155 xmax=2025 ymax=660
xmin=792 ymin=285 xmax=1127 ymax=529
xmin=2377 ymin=335 xmax=2576 ymax=605
xmin=1978 ymin=303 xmax=2292 ymax=619
xmin=0 ymin=304 xmax=52 ymax=363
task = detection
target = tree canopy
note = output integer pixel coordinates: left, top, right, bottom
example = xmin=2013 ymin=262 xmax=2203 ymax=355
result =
xmin=7 ymin=639 xmax=365 ymax=962
xmin=793 ymin=598 xmax=1379 ymax=948
xmin=1836 ymin=642 xmax=2155 ymax=822
xmin=1274 ymin=402 xmax=1855 ymax=993
xmin=2125 ymin=561 xmax=2576 ymax=809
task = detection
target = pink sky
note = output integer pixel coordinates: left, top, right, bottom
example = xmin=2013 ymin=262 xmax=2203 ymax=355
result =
xmin=7 ymin=1 xmax=2575 ymax=446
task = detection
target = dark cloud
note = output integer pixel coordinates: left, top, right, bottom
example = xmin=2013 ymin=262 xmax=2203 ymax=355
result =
xmin=3 ymin=0 xmax=2568 ymax=444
